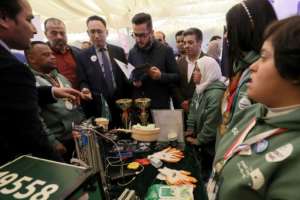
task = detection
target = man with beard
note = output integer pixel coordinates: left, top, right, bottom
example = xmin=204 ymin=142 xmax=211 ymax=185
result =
xmin=44 ymin=18 xmax=81 ymax=89
xmin=128 ymin=13 xmax=179 ymax=109
xmin=25 ymin=41 xmax=85 ymax=161
xmin=0 ymin=0 xmax=82 ymax=165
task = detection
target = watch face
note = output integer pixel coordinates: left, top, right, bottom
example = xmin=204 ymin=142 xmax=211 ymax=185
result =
xmin=65 ymin=100 xmax=73 ymax=110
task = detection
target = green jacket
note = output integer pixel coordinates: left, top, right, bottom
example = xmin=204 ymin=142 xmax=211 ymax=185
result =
xmin=213 ymin=104 xmax=300 ymax=200
xmin=187 ymin=81 xmax=225 ymax=154
xmin=220 ymin=51 xmax=260 ymax=135
xmin=32 ymin=69 xmax=85 ymax=145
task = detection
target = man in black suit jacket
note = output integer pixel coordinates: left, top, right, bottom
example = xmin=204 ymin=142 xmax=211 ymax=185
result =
xmin=77 ymin=15 xmax=130 ymax=128
xmin=0 ymin=0 xmax=82 ymax=165
xmin=173 ymin=28 xmax=206 ymax=112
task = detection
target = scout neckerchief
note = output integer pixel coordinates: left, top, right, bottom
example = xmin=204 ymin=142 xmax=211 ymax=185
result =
xmin=208 ymin=117 xmax=287 ymax=200
xmin=220 ymin=51 xmax=259 ymax=136
xmin=39 ymin=70 xmax=75 ymax=110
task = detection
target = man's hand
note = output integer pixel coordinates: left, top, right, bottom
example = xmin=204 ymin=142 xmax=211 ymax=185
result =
xmin=81 ymin=88 xmax=93 ymax=101
xmin=185 ymin=129 xmax=194 ymax=137
xmin=148 ymin=66 xmax=161 ymax=80
xmin=192 ymin=70 xmax=201 ymax=84
xmin=54 ymin=143 xmax=67 ymax=155
xmin=181 ymin=100 xmax=189 ymax=112
xmin=133 ymin=80 xmax=142 ymax=88
xmin=186 ymin=137 xmax=199 ymax=145
xmin=53 ymin=87 xmax=81 ymax=105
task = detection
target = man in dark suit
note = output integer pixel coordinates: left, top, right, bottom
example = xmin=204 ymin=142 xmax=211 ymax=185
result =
xmin=77 ymin=15 xmax=130 ymax=128
xmin=173 ymin=28 xmax=206 ymax=112
xmin=0 ymin=0 xmax=82 ymax=165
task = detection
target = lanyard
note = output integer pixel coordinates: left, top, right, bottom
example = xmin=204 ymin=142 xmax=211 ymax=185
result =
xmin=224 ymin=118 xmax=287 ymax=162
xmin=208 ymin=118 xmax=287 ymax=200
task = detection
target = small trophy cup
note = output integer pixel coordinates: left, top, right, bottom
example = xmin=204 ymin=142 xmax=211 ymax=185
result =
xmin=134 ymin=98 xmax=151 ymax=126
xmin=116 ymin=98 xmax=132 ymax=129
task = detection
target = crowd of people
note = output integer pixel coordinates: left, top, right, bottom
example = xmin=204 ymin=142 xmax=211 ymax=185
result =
xmin=0 ymin=0 xmax=300 ymax=199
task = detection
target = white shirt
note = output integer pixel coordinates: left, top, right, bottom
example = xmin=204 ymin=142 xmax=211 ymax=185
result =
xmin=0 ymin=40 xmax=11 ymax=53
xmin=186 ymin=57 xmax=198 ymax=83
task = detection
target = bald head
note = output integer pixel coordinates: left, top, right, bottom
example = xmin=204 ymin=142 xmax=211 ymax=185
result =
xmin=44 ymin=18 xmax=67 ymax=52
xmin=26 ymin=41 xmax=57 ymax=73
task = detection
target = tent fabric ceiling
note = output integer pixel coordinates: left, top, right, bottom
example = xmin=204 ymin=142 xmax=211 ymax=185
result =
xmin=29 ymin=0 xmax=240 ymax=34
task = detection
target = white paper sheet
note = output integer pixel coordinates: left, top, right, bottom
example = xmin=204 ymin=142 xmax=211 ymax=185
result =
xmin=114 ymin=58 xmax=135 ymax=79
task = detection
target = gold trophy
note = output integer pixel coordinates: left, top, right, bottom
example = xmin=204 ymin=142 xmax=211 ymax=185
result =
xmin=134 ymin=98 xmax=151 ymax=126
xmin=116 ymin=98 xmax=132 ymax=129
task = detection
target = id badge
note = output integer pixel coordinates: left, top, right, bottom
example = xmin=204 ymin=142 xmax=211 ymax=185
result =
xmin=65 ymin=100 xmax=73 ymax=110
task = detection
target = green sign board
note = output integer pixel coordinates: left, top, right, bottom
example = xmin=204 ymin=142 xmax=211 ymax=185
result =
xmin=0 ymin=155 xmax=103 ymax=200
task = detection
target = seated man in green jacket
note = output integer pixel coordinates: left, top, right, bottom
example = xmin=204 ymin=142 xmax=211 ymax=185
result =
xmin=185 ymin=55 xmax=225 ymax=182
xmin=25 ymin=41 xmax=85 ymax=162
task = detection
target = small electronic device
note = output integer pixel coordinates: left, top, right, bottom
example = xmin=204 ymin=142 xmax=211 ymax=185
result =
xmin=149 ymin=156 xmax=163 ymax=168
xmin=118 ymin=188 xmax=138 ymax=200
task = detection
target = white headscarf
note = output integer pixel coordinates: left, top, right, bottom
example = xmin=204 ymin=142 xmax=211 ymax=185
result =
xmin=195 ymin=56 xmax=222 ymax=94
xmin=206 ymin=39 xmax=222 ymax=60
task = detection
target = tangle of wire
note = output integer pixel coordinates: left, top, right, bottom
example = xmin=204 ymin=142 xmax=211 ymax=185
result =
xmin=78 ymin=125 xmax=144 ymax=186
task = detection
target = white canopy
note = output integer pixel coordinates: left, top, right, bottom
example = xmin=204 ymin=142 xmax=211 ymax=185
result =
xmin=28 ymin=0 xmax=299 ymax=50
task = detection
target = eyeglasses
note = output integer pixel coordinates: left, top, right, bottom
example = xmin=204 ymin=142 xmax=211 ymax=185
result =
xmin=131 ymin=32 xmax=150 ymax=38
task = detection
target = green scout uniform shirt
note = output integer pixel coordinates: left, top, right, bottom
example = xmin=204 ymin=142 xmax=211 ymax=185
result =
xmin=187 ymin=80 xmax=225 ymax=155
xmin=32 ymin=69 xmax=85 ymax=145
xmin=213 ymin=104 xmax=300 ymax=200
xmin=218 ymin=51 xmax=259 ymax=143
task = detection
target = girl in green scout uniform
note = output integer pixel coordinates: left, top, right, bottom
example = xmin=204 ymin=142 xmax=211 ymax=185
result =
xmin=185 ymin=56 xmax=226 ymax=182
xmin=218 ymin=0 xmax=277 ymax=139
xmin=208 ymin=16 xmax=300 ymax=200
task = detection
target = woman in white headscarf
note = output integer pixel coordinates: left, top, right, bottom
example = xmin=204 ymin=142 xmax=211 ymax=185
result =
xmin=185 ymin=55 xmax=226 ymax=182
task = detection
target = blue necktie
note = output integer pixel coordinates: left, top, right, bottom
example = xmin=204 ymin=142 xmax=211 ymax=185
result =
xmin=100 ymin=49 xmax=114 ymax=96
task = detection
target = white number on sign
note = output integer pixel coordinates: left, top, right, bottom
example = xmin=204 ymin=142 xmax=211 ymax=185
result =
xmin=13 ymin=179 xmax=46 ymax=199
xmin=0 ymin=172 xmax=59 ymax=200
xmin=0 ymin=171 xmax=9 ymax=178
xmin=0 ymin=173 xmax=18 ymax=188
xmin=1 ymin=176 xmax=32 ymax=194
xmin=30 ymin=184 xmax=59 ymax=200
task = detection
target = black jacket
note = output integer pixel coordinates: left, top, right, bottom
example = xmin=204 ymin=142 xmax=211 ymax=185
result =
xmin=77 ymin=44 xmax=130 ymax=127
xmin=128 ymin=40 xmax=179 ymax=109
xmin=0 ymin=45 xmax=61 ymax=165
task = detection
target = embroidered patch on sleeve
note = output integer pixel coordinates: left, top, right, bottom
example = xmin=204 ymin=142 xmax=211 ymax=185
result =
xmin=265 ymin=143 xmax=293 ymax=162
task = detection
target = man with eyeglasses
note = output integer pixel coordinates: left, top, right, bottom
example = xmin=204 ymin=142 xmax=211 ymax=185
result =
xmin=129 ymin=13 xmax=179 ymax=109
xmin=76 ymin=15 xmax=130 ymax=128
xmin=44 ymin=18 xmax=81 ymax=89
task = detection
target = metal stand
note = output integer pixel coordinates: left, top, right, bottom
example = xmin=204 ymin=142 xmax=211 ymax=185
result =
xmin=73 ymin=124 xmax=111 ymax=200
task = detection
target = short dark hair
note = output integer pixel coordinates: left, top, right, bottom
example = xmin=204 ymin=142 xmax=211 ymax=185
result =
xmin=264 ymin=16 xmax=300 ymax=83
xmin=0 ymin=0 xmax=22 ymax=20
xmin=44 ymin=18 xmax=64 ymax=31
xmin=210 ymin=35 xmax=222 ymax=42
xmin=175 ymin=30 xmax=184 ymax=39
xmin=86 ymin=15 xmax=106 ymax=27
xmin=24 ymin=41 xmax=49 ymax=61
xmin=226 ymin=0 xmax=277 ymax=77
xmin=131 ymin=12 xmax=152 ymax=30
xmin=183 ymin=28 xmax=203 ymax=42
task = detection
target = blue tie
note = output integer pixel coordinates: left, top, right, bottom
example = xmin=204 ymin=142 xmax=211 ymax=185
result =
xmin=100 ymin=49 xmax=114 ymax=96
